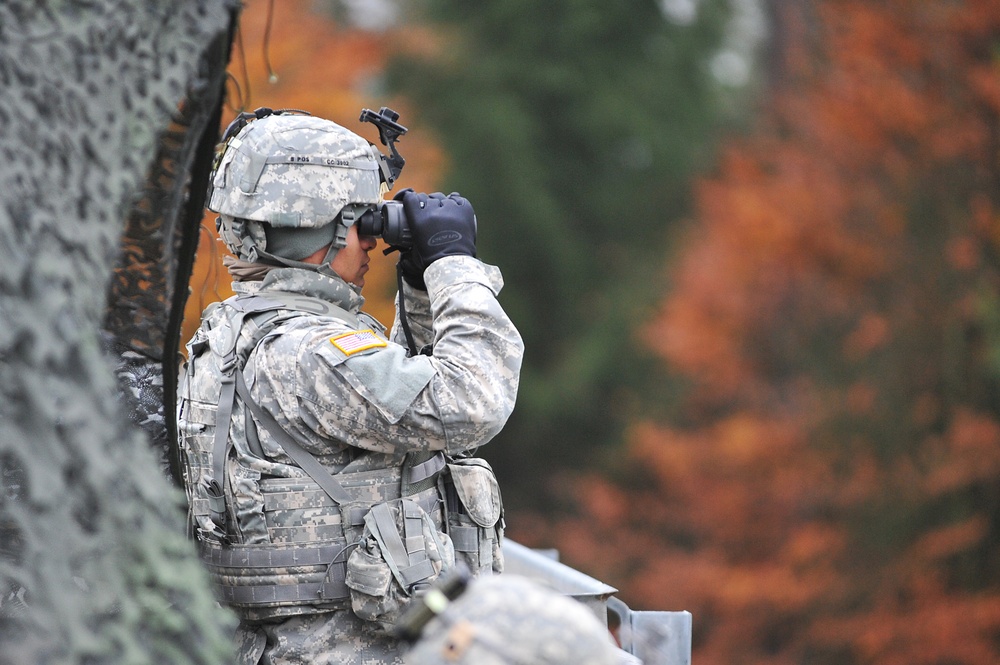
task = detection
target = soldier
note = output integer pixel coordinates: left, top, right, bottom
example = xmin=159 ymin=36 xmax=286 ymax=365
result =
xmin=177 ymin=108 xmax=523 ymax=664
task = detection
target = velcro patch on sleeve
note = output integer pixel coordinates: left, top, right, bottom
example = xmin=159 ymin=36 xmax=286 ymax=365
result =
xmin=330 ymin=329 xmax=387 ymax=356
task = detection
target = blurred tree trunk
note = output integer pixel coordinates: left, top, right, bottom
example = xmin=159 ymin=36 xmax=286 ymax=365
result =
xmin=0 ymin=2 xmax=240 ymax=663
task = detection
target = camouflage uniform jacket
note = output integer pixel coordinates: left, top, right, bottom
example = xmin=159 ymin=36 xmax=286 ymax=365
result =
xmin=179 ymin=255 xmax=522 ymax=663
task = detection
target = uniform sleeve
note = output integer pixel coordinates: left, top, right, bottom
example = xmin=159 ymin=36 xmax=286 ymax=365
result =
xmin=259 ymin=256 xmax=523 ymax=457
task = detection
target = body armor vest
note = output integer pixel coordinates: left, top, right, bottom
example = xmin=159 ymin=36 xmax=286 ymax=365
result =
xmin=178 ymin=291 xmax=448 ymax=621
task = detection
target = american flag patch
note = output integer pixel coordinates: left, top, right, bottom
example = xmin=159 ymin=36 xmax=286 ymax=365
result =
xmin=330 ymin=329 xmax=387 ymax=356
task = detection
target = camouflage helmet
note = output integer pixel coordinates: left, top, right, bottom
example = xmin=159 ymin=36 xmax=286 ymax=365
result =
xmin=403 ymin=575 xmax=626 ymax=665
xmin=208 ymin=110 xmax=384 ymax=265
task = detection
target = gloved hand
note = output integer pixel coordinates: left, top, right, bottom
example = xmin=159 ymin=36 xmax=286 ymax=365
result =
xmin=394 ymin=189 xmax=477 ymax=290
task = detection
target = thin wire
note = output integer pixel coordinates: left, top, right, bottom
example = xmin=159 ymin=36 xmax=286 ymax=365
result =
xmin=263 ymin=0 xmax=279 ymax=84
xmin=395 ymin=264 xmax=419 ymax=357
xmin=236 ymin=21 xmax=253 ymax=111
xmin=224 ymin=72 xmax=245 ymax=114
xmin=234 ymin=20 xmax=252 ymax=110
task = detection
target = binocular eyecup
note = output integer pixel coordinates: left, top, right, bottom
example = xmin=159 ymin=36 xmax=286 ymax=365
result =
xmin=356 ymin=200 xmax=411 ymax=249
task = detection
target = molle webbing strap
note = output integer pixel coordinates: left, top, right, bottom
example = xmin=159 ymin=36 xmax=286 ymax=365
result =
xmin=261 ymin=485 xmax=440 ymax=526
xmin=408 ymin=453 xmax=446 ymax=483
xmin=366 ymin=501 xmax=436 ymax=590
xmin=367 ymin=502 xmax=408 ymax=582
xmin=216 ymin=576 xmax=349 ymax=605
xmin=403 ymin=500 xmax=428 ymax=575
xmin=211 ymin=353 xmax=237 ymax=487
xmin=244 ymin=402 xmax=266 ymax=458
xmin=260 ymin=495 xmax=369 ymax=528
xmin=207 ymin=348 xmax=237 ymax=532
xmin=202 ymin=542 xmax=348 ymax=568
xmin=449 ymin=526 xmax=480 ymax=554
xmin=201 ymin=542 xmax=352 ymax=604
xmin=404 ymin=451 xmax=446 ymax=496
xmin=234 ymin=369 xmax=354 ymax=506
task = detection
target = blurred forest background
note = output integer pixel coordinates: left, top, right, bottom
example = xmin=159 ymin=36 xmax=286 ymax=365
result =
xmin=185 ymin=1 xmax=1000 ymax=663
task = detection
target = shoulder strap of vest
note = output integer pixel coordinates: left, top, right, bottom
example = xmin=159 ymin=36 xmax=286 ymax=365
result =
xmin=205 ymin=300 xmax=269 ymax=537
xmin=206 ymin=292 xmax=361 ymax=535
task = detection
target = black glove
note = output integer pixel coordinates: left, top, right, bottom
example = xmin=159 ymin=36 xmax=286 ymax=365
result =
xmin=395 ymin=190 xmax=477 ymax=289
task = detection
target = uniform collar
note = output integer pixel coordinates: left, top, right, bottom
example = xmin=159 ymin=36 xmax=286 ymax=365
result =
xmin=232 ymin=267 xmax=365 ymax=313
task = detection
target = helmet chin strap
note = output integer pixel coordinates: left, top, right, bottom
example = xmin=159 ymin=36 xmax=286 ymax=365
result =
xmin=315 ymin=214 xmax=351 ymax=278
xmin=315 ymin=242 xmax=342 ymax=279
xmin=313 ymin=209 xmax=353 ymax=278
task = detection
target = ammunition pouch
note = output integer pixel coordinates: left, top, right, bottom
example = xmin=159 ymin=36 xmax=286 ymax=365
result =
xmin=345 ymin=494 xmax=455 ymax=632
xmin=442 ymin=457 xmax=504 ymax=575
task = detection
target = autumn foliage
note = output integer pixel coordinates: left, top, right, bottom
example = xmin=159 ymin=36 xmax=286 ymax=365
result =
xmin=514 ymin=1 xmax=1000 ymax=663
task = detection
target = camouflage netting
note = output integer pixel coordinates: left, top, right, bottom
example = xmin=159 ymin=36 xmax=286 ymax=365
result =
xmin=101 ymin=40 xmax=234 ymax=483
xmin=0 ymin=2 xmax=240 ymax=663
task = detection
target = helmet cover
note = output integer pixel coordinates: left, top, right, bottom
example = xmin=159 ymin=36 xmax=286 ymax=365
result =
xmin=208 ymin=113 xmax=383 ymax=228
xmin=404 ymin=575 xmax=623 ymax=665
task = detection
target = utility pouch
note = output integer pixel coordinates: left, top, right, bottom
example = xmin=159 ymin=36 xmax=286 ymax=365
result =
xmin=443 ymin=457 xmax=505 ymax=576
xmin=345 ymin=497 xmax=455 ymax=632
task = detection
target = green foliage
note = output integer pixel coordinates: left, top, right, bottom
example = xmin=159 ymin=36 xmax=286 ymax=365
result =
xmin=387 ymin=0 xmax=737 ymax=505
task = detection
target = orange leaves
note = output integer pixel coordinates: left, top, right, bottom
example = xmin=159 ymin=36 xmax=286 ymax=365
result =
xmin=642 ymin=0 xmax=1000 ymax=418
xmin=628 ymin=414 xmax=824 ymax=549
xmin=783 ymin=523 xmax=848 ymax=568
xmin=817 ymin=2 xmax=931 ymax=148
xmin=233 ymin=0 xmax=384 ymax=116
xmin=909 ymin=516 xmax=989 ymax=563
xmin=921 ymin=409 xmax=1000 ymax=496
xmin=814 ymin=1 xmax=997 ymax=169
xmin=643 ymin=135 xmax=890 ymax=399
xmin=946 ymin=235 xmax=981 ymax=272
xmin=967 ymin=63 xmax=1000 ymax=117
xmin=574 ymin=473 xmax=629 ymax=529
xmin=811 ymin=590 xmax=1000 ymax=665
xmin=843 ymin=314 xmax=890 ymax=360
